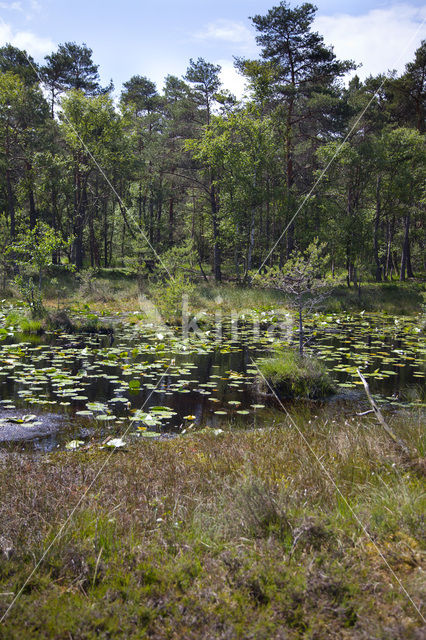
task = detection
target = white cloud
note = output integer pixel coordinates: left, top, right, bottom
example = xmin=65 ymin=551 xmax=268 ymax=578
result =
xmin=315 ymin=3 xmax=426 ymax=80
xmin=195 ymin=5 xmax=424 ymax=90
xmin=0 ymin=2 xmax=23 ymax=11
xmin=0 ymin=19 xmax=54 ymax=57
xmin=195 ymin=19 xmax=254 ymax=45
xmin=217 ymin=59 xmax=247 ymax=99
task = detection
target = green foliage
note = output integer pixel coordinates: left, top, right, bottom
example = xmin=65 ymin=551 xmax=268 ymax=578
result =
xmin=0 ymin=25 xmax=424 ymax=289
xmin=9 ymin=221 xmax=72 ymax=315
xmin=151 ymin=272 xmax=195 ymax=325
xmin=253 ymin=239 xmax=339 ymax=355
xmin=257 ymin=350 xmax=336 ymax=399
xmin=253 ymin=239 xmax=334 ymax=304
xmin=160 ymin=239 xmax=198 ymax=276
xmin=4 ymin=310 xmax=42 ymax=333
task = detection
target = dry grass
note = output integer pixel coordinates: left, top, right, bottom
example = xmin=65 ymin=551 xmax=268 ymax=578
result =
xmin=0 ymin=411 xmax=424 ymax=639
xmin=8 ymin=272 xmax=422 ymax=321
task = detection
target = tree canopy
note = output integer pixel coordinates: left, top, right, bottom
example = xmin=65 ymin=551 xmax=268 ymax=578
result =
xmin=0 ymin=3 xmax=423 ymax=285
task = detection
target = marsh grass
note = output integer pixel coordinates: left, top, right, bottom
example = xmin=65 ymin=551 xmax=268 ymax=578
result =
xmin=12 ymin=268 xmax=421 ymax=318
xmin=257 ymin=350 xmax=336 ymax=399
xmin=3 ymin=311 xmax=43 ymax=334
xmin=0 ymin=410 xmax=424 ymax=638
xmin=321 ymin=281 xmax=425 ymax=315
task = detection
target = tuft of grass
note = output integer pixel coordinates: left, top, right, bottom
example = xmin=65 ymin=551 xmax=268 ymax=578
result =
xmin=3 ymin=311 xmax=43 ymax=333
xmin=257 ymin=350 xmax=336 ymax=399
xmin=45 ymin=309 xmax=75 ymax=331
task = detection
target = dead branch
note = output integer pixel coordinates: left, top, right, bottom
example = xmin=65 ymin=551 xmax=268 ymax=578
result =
xmin=357 ymin=369 xmax=412 ymax=458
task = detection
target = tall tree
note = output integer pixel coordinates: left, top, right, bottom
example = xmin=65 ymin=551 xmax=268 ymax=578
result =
xmin=41 ymin=42 xmax=112 ymax=116
xmin=239 ymin=1 xmax=355 ymax=256
xmin=185 ymin=58 xmax=222 ymax=126
xmin=389 ymin=40 xmax=425 ymax=133
xmin=121 ymin=75 xmax=160 ymax=116
xmin=60 ymin=91 xmax=124 ymax=269
xmin=0 ymin=72 xmax=49 ymax=236
xmin=185 ymin=58 xmax=224 ymax=280
xmin=0 ymin=44 xmax=39 ymax=86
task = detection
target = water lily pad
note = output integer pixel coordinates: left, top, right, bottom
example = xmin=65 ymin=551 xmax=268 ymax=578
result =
xmin=65 ymin=440 xmax=84 ymax=450
xmin=104 ymin=438 xmax=126 ymax=448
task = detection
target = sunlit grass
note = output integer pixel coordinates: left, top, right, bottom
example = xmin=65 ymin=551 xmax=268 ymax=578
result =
xmin=0 ymin=410 xmax=424 ymax=638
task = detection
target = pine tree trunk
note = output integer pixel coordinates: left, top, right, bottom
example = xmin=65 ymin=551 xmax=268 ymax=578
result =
xmin=285 ymin=98 xmax=295 ymax=258
xmin=74 ymin=168 xmax=85 ymax=271
xmin=298 ymin=306 xmax=304 ymax=358
xmin=265 ymin=191 xmax=270 ymax=260
xmin=51 ymin=187 xmax=58 ymax=264
xmin=210 ymin=182 xmax=222 ymax=282
xmin=103 ymin=199 xmax=109 ymax=268
xmin=373 ymin=176 xmax=382 ymax=281
xmin=245 ymin=205 xmax=256 ymax=279
xmin=168 ymin=197 xmax=174 ymax=247
xmin=400 ymin=213 xmax=411 ymax=281
xmin=25 ymin=162 xmax=37 ymax=230
xmin=6 ymin=169 xmax=16 ymax=239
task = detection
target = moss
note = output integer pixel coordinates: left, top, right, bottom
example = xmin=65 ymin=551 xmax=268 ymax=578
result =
xmin=257 ymin=350 xmax=336 ymax=399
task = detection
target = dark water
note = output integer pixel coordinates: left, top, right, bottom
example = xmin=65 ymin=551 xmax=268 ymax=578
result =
xmin=0 ymin=312 xmax=424 ymax=451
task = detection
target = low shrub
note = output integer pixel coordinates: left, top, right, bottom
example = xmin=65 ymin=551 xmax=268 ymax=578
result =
xmin=78 ymin=269 xmax=117 ymax=303
xmin=151 ymin=273 xmax=195 ymax=325
xmin=256 ymin=350 xmax=336 ymax=399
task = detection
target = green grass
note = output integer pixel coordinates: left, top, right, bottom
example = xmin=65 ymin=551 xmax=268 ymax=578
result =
xmin=191 ymin=282 xmax=286 ymax=313
xmin=0 ymin=411 xmax=424 ymax=638
xmin=2 ymin=268 xmax=422 ymax=317
xmin=257 ymin=350 xmax=336 ymax=399
xmin=3 ymin=311 xmax=43 ymax=333
xmin=321 ymin=281 xmax=425 ymax=315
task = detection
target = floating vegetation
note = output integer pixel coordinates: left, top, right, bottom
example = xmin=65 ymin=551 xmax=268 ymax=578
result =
xmin=0 ymin=307 xmax=424 ymax=449
xmin=256 ymin=351 xmax=336 ymax=400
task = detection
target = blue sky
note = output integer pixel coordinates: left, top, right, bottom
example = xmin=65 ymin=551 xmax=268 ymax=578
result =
xmin=0 ymin=1 xmax=425 ymax=97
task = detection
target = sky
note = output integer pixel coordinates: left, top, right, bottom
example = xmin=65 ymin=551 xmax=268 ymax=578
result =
xmin=0 ymin=1 xmax=425 ymax=98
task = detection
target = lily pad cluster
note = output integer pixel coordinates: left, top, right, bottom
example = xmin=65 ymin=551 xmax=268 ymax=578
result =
xmin=0 ymin=308 xmax=424 ymax=450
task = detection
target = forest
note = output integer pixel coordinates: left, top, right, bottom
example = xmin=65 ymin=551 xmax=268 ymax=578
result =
xmin=0 ymin=2 xmax=425 ymax=639
xmin=0 ymin=2 xmax=424 ymax=286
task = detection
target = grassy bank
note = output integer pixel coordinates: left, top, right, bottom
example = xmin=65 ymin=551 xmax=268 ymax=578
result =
xmin=0 ymin=411 xmax=424 ymax=639
xmin=2 ymin=270 xmax=424 ymax=318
